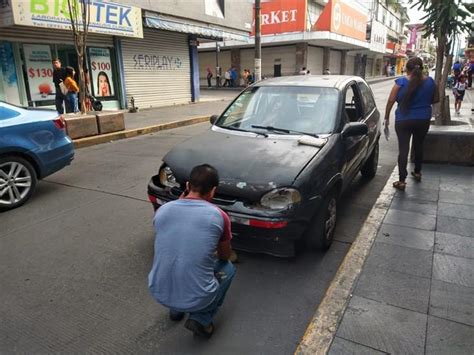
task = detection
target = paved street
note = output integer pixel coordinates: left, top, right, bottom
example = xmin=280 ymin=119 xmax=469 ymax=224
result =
xmin=0 ymin=80 xmax=398 ymax=353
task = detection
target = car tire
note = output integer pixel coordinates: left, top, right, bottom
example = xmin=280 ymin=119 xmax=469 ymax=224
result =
xmin=305 ymin=189 xmax=338 ymax=251
xmin=0 ymin=156 xmax=37 ymax=212
xmin=360 ymin=141 xmax=379 ymax=179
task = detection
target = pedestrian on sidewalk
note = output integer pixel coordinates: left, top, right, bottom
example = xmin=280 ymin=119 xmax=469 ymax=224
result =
xmin=52 ymin=58 xmax=67 ymax=114
xmin=452 ymin=60 xmax=462 ymax=84
xmin=468 ymin=59 xmax=474 ymax=89
xmin=64 ymin=66 xmax=79 ymax=113
xmin=384 ymin=57 xmax=439 ymax=191
xmin=299 ymin=67 xmax=307 ymax=75
xmin=223 ymin=69 xmax=231 ymax=87
xmin=230 ymin=67 xmax=237 ymax=87
xmin=453 ymin=75 xmax=466 ymax=115
xmin=206 ymin=67 xmax=213 ymax=88
xmin=148 ymin=164 xmax=236 ymax=339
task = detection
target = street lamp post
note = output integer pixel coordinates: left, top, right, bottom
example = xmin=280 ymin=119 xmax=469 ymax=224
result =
xmin=254 ymin=0 xmax=261 ymax=82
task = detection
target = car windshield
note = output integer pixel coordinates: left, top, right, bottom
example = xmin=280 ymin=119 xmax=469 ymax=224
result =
xmin=216 ymin=86 xmax=340 ymax=135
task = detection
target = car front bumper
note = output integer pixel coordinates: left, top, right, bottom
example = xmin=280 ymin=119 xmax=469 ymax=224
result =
xmin=147 ymin=175 xmax=321 ymax=257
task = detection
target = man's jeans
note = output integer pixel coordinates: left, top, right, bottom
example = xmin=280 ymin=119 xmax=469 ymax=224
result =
xmin=174 ymin=260 xmax=235 ymax=327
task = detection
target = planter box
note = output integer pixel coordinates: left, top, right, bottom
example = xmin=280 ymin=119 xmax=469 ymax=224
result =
xmin=423 ymin=130 xmax=474 ymax=165
xmin=96 ymin=112 xmax=125 ymax=134
xmin=65 ymin=114 xmax=99 ymax=139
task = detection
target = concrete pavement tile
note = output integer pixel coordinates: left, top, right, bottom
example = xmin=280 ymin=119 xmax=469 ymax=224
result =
xmin=390 ymin=196 xmax=438 ymax=216
xmin=436 ymin=216 xmax=474 ymax=238
xmin=364 ymin=242 xmax=432 ymax=278
xmin=439 ymin=190 xmax=474 ymax=206
xmin=384 ymin=209 xmax=436 ymax=231
xmin=433 ymin=254 xmax=474 ymax=288
xmin=329 ymin=337 xmax=387 ymax=355
xmin=435 ymin=232 xmax=474 ymax=259
xmin=430 ymin=280 xmax=474 ymax=326
xmin=426 ymin=316 xmax=474 ymax=355
xmin=438 ymin=202 xmax=474 ymax=220
xmin=439 ymin=182 xmax=473 ymax=195
xmin=394 ymin=186 xmax=439 ymax=202
xmin=354 ymin=267 xmax=430 ymax=313
xmin=376 ymin=223 xmax=435 ymax=251
xmin=336 ymin=296 xmax=427 ymax=354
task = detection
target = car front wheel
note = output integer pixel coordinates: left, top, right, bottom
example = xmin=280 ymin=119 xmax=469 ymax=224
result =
xmin=305 ymin=189 xmax=338 ymax=251
xmin=0 ymin=156 xmax=37 ymax=211
xmin=360 ymin=141 xmax=379 ymax=178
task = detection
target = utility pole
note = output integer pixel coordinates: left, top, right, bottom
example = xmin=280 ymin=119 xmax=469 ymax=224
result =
xmin=215 ymin=41 xmax=220 ymax=88
xmin=254 ymin=0 xmax=261 ymax=82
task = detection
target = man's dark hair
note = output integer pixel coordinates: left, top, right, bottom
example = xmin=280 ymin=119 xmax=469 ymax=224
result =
xmin=189 ymin=164 xmax=219 ymax=195
xmin=52 ymin=58 xmax=60 ymax=63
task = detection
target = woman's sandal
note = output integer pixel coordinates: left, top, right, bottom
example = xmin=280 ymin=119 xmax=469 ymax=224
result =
xmin=411 ymin=172 xmax=422 ymax=182
xmin=393 ymin=181 xmax=407 ymax=191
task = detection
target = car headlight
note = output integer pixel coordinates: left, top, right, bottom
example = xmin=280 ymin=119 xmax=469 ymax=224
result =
xmin=159 ymin=166 xmax=180 ymax=188
xmin=260 ymin=188 xmax=301 ymax=210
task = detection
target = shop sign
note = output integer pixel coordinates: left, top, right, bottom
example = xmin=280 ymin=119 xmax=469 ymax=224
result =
xmin=313 ymin=0 xmax=368 ymax=42
xmin=251 ymin=0 xmax=306 ymax=36
xmin=23 ymin=44 xmax=54 ymax=101
xmin=8 ymin=0 xmax=143 ymax=38
xmin=132 ymin=54 xmax=183 ymax=70
xmin=369 ymin=20 xmax=387 ymax=53
xmin=89 ymin=47 xmax=114 ymax=98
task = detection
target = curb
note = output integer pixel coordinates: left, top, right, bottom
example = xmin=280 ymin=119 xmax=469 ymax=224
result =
xmin=73 ymin=115 xmax=210 ymax=149
xmin=366 ymin=75 xmax=401 ymax=85
xmin=295 ymin=168 xmax=399 ymax=355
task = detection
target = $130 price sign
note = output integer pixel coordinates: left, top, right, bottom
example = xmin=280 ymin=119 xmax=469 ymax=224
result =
xmin=28 ymin=68 xmax=53 ymax=78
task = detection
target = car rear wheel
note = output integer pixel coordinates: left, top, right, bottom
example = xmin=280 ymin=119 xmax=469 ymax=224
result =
xmin=0 ymin=156 xmax=37 ymax=212
xmin=305 ymin=189 xmax=338 ymax=251
xmin=360 ymin=141 xmax=379 ymax=179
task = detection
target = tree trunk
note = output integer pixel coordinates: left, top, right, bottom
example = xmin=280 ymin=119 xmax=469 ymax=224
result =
xmin=439 ymin=54 xmax=453 ymax=125
xmin=433 ymin=35 xmax=447 ymax=125
xmin=77 ymin=54 xmax=87 ymax=114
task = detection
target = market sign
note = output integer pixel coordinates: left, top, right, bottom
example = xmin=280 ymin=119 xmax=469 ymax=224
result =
xmin=6 ymin=0 xmax=143 ymax=38
xmin=251 ymin=0 xmax=306 ymax=36
xmin=369 ymin=20 xmax=387 ymax=54
xmin=313 ymin=0 xmax=368 ymax=42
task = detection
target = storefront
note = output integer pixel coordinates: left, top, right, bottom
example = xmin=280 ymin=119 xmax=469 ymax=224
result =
xmin=0 ymin=0 xmax=143 ymax=109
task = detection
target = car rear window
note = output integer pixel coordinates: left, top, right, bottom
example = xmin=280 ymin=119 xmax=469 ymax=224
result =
xmin=0 ymin=106 xmax=21 ymax=120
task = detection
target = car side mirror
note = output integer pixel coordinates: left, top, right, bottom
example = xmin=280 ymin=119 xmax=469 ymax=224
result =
xmin=210 ymin=115 xmax=219 ymax=125
xmin=342 ymin=122 xmax=368 ymax=138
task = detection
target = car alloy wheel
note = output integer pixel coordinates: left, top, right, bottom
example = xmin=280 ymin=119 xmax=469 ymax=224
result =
xmin=0 ymin=157 xmax=37 ymax=211
xmin=325 ymin=197 xmax=337 ymax=240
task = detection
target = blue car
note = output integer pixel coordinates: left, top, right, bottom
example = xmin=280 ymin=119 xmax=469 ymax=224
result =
xmin=0 ymin=101 xmax=74 ymax=211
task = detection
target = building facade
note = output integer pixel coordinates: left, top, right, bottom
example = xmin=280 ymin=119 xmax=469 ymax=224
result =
xmin=0 ymin=0 xmax=252 ymax=109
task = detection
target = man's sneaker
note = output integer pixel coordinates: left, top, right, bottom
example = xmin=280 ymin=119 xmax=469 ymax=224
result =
xmin=169 ymin=310 xmax=185 ymax=321
xmin=184 ymin=319 xmax=214 ymax=338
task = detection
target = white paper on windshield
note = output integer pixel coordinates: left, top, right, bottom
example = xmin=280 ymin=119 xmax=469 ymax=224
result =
xmin=298 ymin=135 xmax=327 ymax=148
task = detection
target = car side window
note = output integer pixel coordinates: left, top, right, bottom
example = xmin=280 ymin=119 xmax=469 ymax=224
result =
xmin=344 ymin=84 xmax=364 ymax=123
xmin=0 ymin=106 xmax=21 ymax=120
xmin=358 ymin=82 xmax=376 ymax=115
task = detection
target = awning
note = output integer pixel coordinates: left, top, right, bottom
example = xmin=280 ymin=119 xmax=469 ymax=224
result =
xmin=144 ymin=12 xmax=249 ymax=42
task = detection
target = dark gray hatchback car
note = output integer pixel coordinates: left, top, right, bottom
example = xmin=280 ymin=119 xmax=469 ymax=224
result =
xmin=148 ymin=75 xmax=381 ymax=257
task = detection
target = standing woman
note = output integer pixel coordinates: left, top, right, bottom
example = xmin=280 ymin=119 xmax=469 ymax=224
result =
xmin=64 ymin=66 xmax=79 ymax=113
xmin=384 ymin=57 xmax=439 ymax=191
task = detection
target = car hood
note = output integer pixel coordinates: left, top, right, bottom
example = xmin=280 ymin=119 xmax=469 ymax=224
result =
xmin=164 ymin=128 xmax=324 ymax=201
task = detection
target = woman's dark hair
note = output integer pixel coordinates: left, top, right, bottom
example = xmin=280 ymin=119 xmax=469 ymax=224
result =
xmin=189 ymin=164 xmax=219 ymax=195
xmin=400 ymin=57 xmax=424 ymax=114
xmin=65 ymin=66 xmax=74 ymax=77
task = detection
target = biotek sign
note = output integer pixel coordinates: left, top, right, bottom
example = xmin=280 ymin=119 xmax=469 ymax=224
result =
xmin=6 ymin=0 xmax=143 ymax=38
xmin=251 ymin=0 xmax=306 ymax=36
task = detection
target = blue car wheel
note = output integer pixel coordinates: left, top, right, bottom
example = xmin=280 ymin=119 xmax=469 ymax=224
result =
xmin=0 ymin=156 xmax=37 ymax=211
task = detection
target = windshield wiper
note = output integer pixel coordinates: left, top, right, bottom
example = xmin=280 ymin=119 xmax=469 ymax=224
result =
xmin=220 ymin=124 xmax=268 ymax=137
xmin=251 ymin=125 xmax=319 ymax=138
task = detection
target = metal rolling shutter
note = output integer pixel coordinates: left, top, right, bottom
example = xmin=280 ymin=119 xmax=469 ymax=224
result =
xmin=198 ymin=50 xmax=231 ymax=87
xmin=121 ymin=28 xmax=190 ymax=109
xmin=0 ymin=26 xmax=113 ymax=47
xmin=346 ymin=55 xmax=356 ymax=75
xmin=240 ymin=48 xmax=254 ymax=77
xmin=262 ymin=46 xmax=296 ymax=77
xmin=308 ymin=46 xmax=323 ymax=75
xmin=366 ymin=58 xmax=374 ymax=77
xmin=329 ymin=50 xmax=342 ymax=74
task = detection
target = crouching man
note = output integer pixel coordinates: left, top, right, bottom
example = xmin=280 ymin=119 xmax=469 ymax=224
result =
xmin=148 ymin=164 xmax=236 ymax=338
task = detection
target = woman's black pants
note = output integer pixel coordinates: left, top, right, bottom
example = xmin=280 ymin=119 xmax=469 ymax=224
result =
xmin=395 ymin=119 xmax=430 ymax=182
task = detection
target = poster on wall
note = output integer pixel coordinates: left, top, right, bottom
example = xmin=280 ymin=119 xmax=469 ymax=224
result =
xmin=89 ymin=47 xmax=114 ymax=98
xmin=23 ymin=44 xmax=54 ymax=101
xmin=0 ymin=41 xmax=20 ymax=104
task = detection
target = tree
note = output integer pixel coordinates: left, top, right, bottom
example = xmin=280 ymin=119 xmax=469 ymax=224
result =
xmin=415 ymin=0 xmax=472 ymax=125
xmin=66 ymin=0 xmax=91 ymax=114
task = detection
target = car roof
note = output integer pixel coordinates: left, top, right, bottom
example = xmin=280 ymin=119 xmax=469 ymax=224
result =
xmin=254 ymin=75 xmax=366 ymax=89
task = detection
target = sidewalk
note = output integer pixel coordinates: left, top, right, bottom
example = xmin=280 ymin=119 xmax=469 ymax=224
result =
xmin=299 ymin=164 xmax=474 ymax=354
